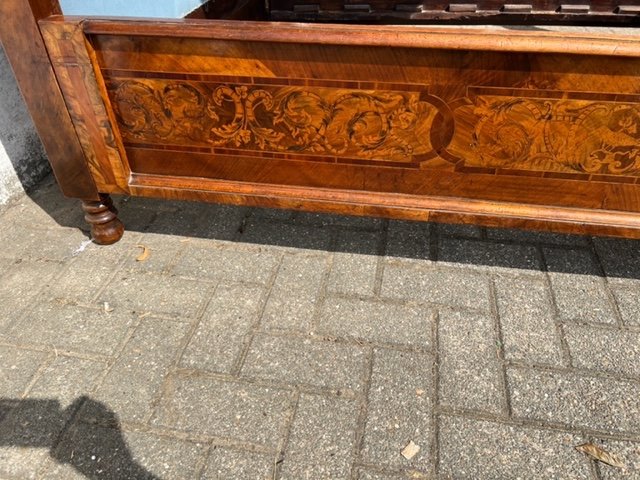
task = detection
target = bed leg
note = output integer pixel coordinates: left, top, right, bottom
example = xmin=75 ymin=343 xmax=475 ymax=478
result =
xmin=82 ymin=194 xmax=125 ymax=245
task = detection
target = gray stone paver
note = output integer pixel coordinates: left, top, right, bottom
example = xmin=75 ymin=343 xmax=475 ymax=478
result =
xmin=0 ymin=259 xmax=64 ymax=330
xmin=361 ymin=348 xmax=433 ymax=471
xmin=508 ymin=366 xmax=640 ymax=434
xmin=381 ymin=263 xmax=492 ymax=311
xmin=438 ymin=310 xmax=506 ymax=415
xmin=0 ymin=345 xmax=48 ymax=397
xmin=611 ymin=286 xmax=640 ymax=326
xmin=328 ymin=230 xmax=381 ymax=296
xmin=591 ymin=438 xmax=640 ymax=479
xmin=7 ymin=301 xmax=137 ymax=356
xmin=84 ymin=318 xmax=191 ymax=423
xmin=201 ymin=447 xmax=275 ymax=480
xmin=0 ymin=356 xmax=105 ymax=479
xmin=564 ymin=324 xmax=640 ymax=378
xmin=438 ymin=415 xmax=592 ymax=479
xmin=279 ymin=393 xmax=359 ymax=480
xmin=151 ymin=373 xmax=293 ymax=447
xmin=180 ymin=282 xmax=265 ymax=373
xmin=2 ymin=177 xmax=640 ymax=479
xmin=317 ymin=296 xmax=434 ymax=348
xmin=544 ymin=247 xmax=618 ymax=324
xmin=242 ymin=333 xmax=368 ymax=394
xmin=494 ymin=276 xmax=565 ymax=366
xmin=45 ymin=425 xmax=207 ymax=479
xmin=261 ymin=253 xmax=327 ymax=331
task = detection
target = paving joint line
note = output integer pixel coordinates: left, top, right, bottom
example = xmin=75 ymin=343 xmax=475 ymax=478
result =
xmin=538 ymin=245 xmax=574 ymax=368
xmin=231 ymin=251 xmax=286 ymax=376
xmin=349 ymin=345 xmax=374 ymax=480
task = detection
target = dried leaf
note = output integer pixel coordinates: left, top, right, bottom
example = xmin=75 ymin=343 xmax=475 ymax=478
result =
xmin=135 ymin=245 xmax=150 ymax=262
xmin=401 ymin=441 xmax=420 ymax=460
xmin=103 ymin=302 xmax=114 ymax=313
xmin=575 ymin=443 xmax=626 ymax=469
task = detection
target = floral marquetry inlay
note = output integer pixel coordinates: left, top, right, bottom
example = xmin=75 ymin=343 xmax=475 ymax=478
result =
xmin=450 ymin=93 xmax=640 ymax=177
xmin=107 ymin=78 xmax=441 ymax=164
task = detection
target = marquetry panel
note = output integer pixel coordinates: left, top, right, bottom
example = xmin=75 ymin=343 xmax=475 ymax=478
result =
xmin=448 ymin=88 xmax=640 ymax=179
xmin=105 ymin=76 xmax=447 ymax=167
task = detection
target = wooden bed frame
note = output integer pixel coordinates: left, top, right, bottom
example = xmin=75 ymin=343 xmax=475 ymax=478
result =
xmin=3 ymin=0 xmax=640 ymax=244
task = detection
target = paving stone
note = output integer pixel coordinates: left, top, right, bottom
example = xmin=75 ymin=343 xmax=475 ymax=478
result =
xmin=45 ymin=424 xmax=206 ymax=479
xmin=386 ymin=220 xmax=430 ymax=260
xmin=180 ymin=283 xmax=264 ymax=373
xmin=8 ymin=302 xmax=136 ymax=356
xmin=318 ymin=297 xmax=434 ymax=348
xmin=148 ymin=202 xmax=245 ymax=241
xmin=0 ymin=356 xmax=105 ymax=479
xmin=261 ymin=254 xmax=327 ymax=331
xmin=0 ymin=194 xmax=83 ymax=233
xmin=0 ymin=259 xmax=64 ymax=330
xmin=292 ymin=211 xmax=384 ymax=229
xmin=593 ymin=237 xmax=640 ymax=285
xmin=250 ymin=207 xmax=294 ymax=222
xmin=381 ymin=264 xmax=491 ymax=311
xmin=439 ymin=310 xmax=505 ymax=414
xmin=437 ymin=238 xmax=541 ymax=273
xmin=362 ymin=349 xmax=433 ymax=471
xmin=494 ymin=276 xmax=564 ymax=366
xmin=100 ymin=271 xmax=212 ymax=319
xmin=438 ymin=415 xmax=591 ymax=479
xmin=45 ymin=246 xmax=125 ymax=305
xmin=28 ymin=356 xmax=106 ymax=405
xmin=591 ymin=438 xmax=640 ymax=480
xmin=564 ymin=324 xmax=640 ymax=378
xmin=152 ymin=374 xmax=292 ymax=447
xmin=84 ymin=319 xmax=190 ymax=423
xmin=242 ymin=334 xmax=368 ymax=393
xmin=486 ymin=227 xmax=589 ymax=246
xmin=202 ymin=447 xmax=275 ymax=480
xmin=437 ymin=222 xmax=483 ymax=239
xmin=0 ymin=225 xmax=88 ymax=263
xmin=172 ymin=245 xmax=280 ymax=284
xmin=508 ymin=366 xmax=640 ymax=434
xmin=241 ymin=219 xmax=333 ymax=251
xmin=279 ymin=393 xmax=358 ymax=480
xmin=189 ymin=204 xmax=247 ymax=241
xmin=112 ymin=196 xmax=162 ymax=234
xmin=544 ymin=248 xmax=618 ymax=325
xmin=120 ymin=232 xmax=187 ymax=274
xmin=327 ymin=230 xmax=381 ymax=296
xmin=0 ymin=346 xmax=48 ymax=397
xmin=358 ymin=470 xmax=421 ymax=480
xmin=611 ymin=286 xmax=640 ymax=326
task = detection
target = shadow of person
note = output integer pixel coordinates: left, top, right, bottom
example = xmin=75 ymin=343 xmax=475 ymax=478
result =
xmin=0 ymin=396 xmax=160 ymax=479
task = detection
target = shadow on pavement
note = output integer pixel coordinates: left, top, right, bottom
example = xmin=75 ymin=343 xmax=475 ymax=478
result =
xmin=0 ymin=396 xmax=160 ymax=479
xmin=16 ymin=174 xmax=640 ymax=280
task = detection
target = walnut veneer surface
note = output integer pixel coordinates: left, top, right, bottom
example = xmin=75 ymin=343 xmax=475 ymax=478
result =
xmin=2 ymin=0 xmax=640 ymax=243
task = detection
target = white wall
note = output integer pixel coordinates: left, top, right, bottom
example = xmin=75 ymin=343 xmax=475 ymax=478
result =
xmin=0 ymin=46 xmax=50 ymax=206
xmin=59 ymin=0 xmax=206 ymax=18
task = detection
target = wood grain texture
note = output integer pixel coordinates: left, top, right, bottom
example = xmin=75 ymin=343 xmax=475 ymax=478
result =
xmin=39 ymin=20 xmax=130 ymax=194
xmin=33 ymin=15 xmax=640 ymax=237
xmin=0 ymin=0 xmax=99 ymax=200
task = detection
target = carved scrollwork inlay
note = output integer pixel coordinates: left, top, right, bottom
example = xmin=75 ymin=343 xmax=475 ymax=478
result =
xmin=107 ymin=79 xmax=440 ymax=164
xmin=450 ymin=93 xmax=640 ymax=176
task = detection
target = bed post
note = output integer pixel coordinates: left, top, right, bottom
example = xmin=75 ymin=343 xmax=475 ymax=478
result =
xmin=0 ymin=0 xmax=124 ymax=244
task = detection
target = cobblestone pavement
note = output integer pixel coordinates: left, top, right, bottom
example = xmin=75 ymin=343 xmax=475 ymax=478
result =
xmin=1 ymin=175 xmax=639 ymax=479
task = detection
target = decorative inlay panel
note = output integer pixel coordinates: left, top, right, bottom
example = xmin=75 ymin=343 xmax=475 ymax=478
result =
xmin=449 ymin=89 xmax=640 ymax=177
xmin=106 ymin=78 xmax=442 ymax=165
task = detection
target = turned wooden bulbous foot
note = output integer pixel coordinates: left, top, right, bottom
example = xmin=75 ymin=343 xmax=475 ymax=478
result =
xmin=82 ymin=194 xmax=124 ymax=245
